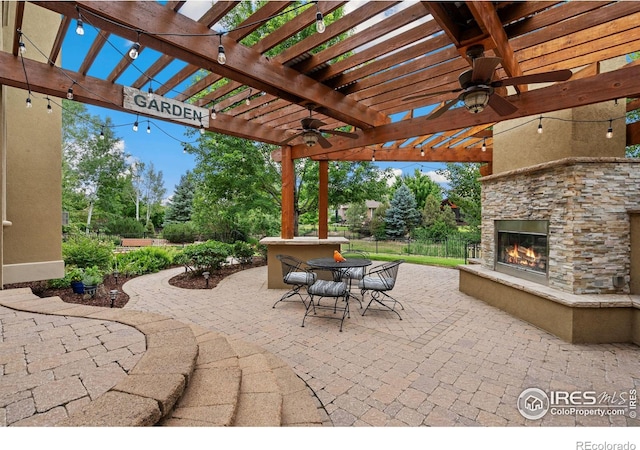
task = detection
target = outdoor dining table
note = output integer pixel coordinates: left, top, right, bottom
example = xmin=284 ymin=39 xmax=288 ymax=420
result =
xmin=306 ymin=257 xmax=372 ymax=282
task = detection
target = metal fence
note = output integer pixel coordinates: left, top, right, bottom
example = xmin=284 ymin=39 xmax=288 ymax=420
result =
xmin=343 ymin=236 xmax=482 ymax=262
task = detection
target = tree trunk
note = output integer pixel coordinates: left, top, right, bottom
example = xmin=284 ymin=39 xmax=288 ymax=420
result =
xmin=86 ymin=200 xmax=94 ymax=233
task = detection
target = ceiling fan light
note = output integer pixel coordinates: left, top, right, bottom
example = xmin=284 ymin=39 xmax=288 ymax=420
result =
xmin=463 ymin=90 xmax=490 ymax=114
xmin=303 ymin=131 xmax=318 ymax=147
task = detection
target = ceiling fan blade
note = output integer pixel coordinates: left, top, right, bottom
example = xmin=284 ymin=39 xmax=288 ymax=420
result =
xmin=487 ymin=93 xmax=518 ymax=116
xmin=472 ymin=57 xmax=501 ymax=83
xmin=492 ymin=69 xmax=573 ymax=87
xmin=280 ymin=133 xmax=302 ymax=145
xmin=403 ymin=88 xmax=462 ymax=102
xmin=319 ymin=129 xmax=359 ymax=139
xmin=301 ymin=118 xmax=326 ymax=129
xmin=317 ymin=134 xmax=332 ymax=148
xmin=425 ymin=97 xmax=460 ymax=120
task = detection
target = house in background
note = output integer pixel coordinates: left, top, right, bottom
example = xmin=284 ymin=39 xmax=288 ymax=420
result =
xmin=336 ymin=200 xmax=382 ymax=223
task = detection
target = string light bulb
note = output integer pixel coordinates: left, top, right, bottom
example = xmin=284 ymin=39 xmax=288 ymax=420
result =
xmin=606 ymin=119 xmax=613 ymax=139
xmin=210 ymin=108 xmax=217 ymax=120
xmin=245 ymin=89 xmax=252 ymax=106
xmin=26 ymin=96 xmax=32 ymax=108
xmin=315 ymin=10 xmax=326 ymax=33
xmin=147 ymin=85 xmax=153 ymax=100
xmin=217 ymin=35 xmax=226 ymax=65
xmin=146 ymin=123 xmax=151 ymax=134
xmin=537 ymin=116 xmax=543 ymax=134
xmin=133 ymin=116 xmax=139 ymax=132
xmin=129 ymin=42 xmax=140 ymax=60
xmin=76 ymin=18 xmax=84 ymax=36
xmin=18 ymin=41 xmax=26 ymax=54
xmin=199 ymin=123 xmax=205 ymax=135
xmin=46 ymin=98 xmax=52 ymax=114
xmin=482 ymin=138 xmax=487 ymax=152
xmin=67 ymin=86 xmax=74 ymax=100
xmin=371 ymin=150 xmax=376 ymax=162
xmin=420 ymin=148 xmax=424 ymax=157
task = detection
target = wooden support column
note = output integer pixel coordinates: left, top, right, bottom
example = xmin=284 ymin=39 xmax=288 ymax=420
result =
xmin=318 ymin=160 xmax=329 ymax=239
xmin=280 ymin=146 xmax=295 ymax=239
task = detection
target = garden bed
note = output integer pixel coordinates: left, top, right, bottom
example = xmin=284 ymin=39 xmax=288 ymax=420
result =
xmin=4 ymin=257 xmax=266 ymax=308
xmin=168 ymin=257 xmax=266 ymax=289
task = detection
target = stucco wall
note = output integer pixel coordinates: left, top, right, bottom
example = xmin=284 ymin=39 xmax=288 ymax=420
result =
xmin=492 ymin=102 xmax=626 ymax=175
xmin=1 ymin=3 xmax=63 ymax=284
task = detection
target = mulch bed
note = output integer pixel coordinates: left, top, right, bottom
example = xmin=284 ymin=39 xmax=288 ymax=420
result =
xmin=3 ymin=257 xmax=266 ymax=309
xmin=168 ymin=257 xmax=266 ymax=290
xmin=4 ymin=273 xmax=133 ymax=309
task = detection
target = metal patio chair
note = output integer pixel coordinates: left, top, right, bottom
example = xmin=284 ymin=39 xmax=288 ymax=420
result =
xmin=272 ymin=254 xmax=317 ymax=309
xmin=303 ymin=278 xmax=350 ymax=332
xmin=338 ymin=250 xmax=370 ymax=308
xmin=359 ymin=259 xmax=405 ymax=320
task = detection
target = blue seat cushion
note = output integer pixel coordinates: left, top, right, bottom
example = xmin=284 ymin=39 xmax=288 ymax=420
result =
xmin=359 ymin=277 xmax=395 ymax=291
xmin=284 ymin=271 xmax=317 ymax=286
xmin=308 ymin=280 xmax=347 ymax=296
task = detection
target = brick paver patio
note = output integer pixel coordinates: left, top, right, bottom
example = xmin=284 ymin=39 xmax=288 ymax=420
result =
xmin=123 ymin=263 xmax=640 ymax=427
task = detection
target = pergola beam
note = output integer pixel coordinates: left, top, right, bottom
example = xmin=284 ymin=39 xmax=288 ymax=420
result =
xmin=0 ymin=50 xmax=289 ymax=145
xmin=292 ymin=63 xmax=640 ymax=159
xmin=32 ymin=1 xmax=390 ymax=130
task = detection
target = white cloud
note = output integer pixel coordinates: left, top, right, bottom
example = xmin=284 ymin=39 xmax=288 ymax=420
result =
xmin=425 ymin=170 xmax=449 ymax=184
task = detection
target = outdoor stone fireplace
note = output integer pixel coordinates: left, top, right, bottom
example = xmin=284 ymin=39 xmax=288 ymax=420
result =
xmin=459 ymin=156 xmax=640 ymax=344
xmin=480 ymin=157 xmax=640 ymax=295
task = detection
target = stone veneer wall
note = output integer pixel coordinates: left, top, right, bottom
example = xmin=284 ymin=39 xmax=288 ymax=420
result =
xmin=481 ymin=157 xmax=640 ymax=294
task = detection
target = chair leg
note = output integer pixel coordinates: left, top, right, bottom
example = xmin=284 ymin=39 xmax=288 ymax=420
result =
xmin=301 ymin=293 xmax=350 ymax=331
xmin=361 ymin=290 xmax=402 ymax=320
xmin=346 ymin=278 xmax=363 ymax=308
xmin=273 ymin=285 xmax=309 ymax=309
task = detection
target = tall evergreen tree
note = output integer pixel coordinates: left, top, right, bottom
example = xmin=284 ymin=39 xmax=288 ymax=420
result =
xmin=393 ymin=168 xmax=442 ymax=210
xmin=164 ymin=171 xmax=195 ymax=224
xmin=385 ymin=184 xmax=421 ymax=239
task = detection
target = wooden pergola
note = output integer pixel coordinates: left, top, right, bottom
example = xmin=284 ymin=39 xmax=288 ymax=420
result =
xmin=4 ymin=1 xmax=640 ymax=239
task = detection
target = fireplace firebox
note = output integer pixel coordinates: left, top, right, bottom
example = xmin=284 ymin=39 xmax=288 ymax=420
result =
xmin=495 ymin=220 xmax=549 ymax=284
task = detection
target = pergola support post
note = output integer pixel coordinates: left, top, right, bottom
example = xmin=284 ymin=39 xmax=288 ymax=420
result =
xmin=318 ymin=160 xmax=329 ymax=239
xmin=280 ymin=146 xmax=294 ymax=239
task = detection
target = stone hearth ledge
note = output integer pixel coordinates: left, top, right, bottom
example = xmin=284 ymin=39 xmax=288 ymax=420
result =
xmin=459 ymin=264 xmax=638 ymax=309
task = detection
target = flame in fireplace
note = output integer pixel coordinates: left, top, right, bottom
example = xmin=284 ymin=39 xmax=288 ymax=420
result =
xmin=506 ymin=243 xmax=544 ymax=269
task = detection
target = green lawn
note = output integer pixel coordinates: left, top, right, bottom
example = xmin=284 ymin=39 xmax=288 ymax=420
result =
xmin=365 ymin=253 xmax=464 ymax=268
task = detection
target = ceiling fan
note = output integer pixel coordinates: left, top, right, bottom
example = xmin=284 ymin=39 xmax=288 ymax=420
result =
xmin=280 ymin=109 xmax=359 ymax=148
xmin=403 ymin=44 xmax=573 ymax=120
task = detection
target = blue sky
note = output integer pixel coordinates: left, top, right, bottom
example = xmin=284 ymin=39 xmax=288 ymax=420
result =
xmin=60 ymin=2 xmax=447 ymax=197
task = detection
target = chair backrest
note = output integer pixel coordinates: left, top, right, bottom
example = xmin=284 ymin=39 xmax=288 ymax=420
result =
xmin=369 ymin=259 xmax=404 ymax=289
xmin=276 ymin=254 xmax=305 ymax=277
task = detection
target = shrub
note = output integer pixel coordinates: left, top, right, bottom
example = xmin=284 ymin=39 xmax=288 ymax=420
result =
xmin=115 ymin=247 xmax=174 ymax=276
xmin=48 ymin=266 xmax=84 ymax=289
xmin=82 ymin=266 xmax=104 ymax=286
xmin=106 ymin=217 xmax=145 ymax=238
xmin=177 ymin=240 xmax=232 ymax=273
xmin=63 ymin=234 xmax=114 ymax=270
xmin=233 ymin=241 xmax=255 ymax=265
xmin=162 ymin=222 xmax=198 ymax=244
